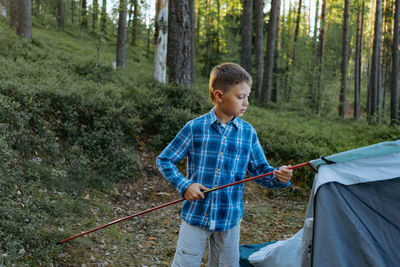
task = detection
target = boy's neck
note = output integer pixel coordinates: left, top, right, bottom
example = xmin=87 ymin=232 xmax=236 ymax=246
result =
xmin=214 ymin=106 xmax=234 ymax=124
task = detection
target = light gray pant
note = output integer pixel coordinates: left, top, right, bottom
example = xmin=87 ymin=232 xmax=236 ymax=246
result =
xmin=171 ymin=220 xmax=240 ymax=267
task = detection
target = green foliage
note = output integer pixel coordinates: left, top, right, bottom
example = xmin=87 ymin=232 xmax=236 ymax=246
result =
xmin=243 ymin=105 xmax=400 ymax=187
xmin=1 ymin=4 xmax=399 ymax=265
xmin=129 ymin=83 xmax=212 ymax=149
xmin=0 ymin=19 xmax=212 ymax=265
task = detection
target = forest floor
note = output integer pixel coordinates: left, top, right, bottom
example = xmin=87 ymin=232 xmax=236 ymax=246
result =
xmin=56 ymin=150 xmax=308 ymax=266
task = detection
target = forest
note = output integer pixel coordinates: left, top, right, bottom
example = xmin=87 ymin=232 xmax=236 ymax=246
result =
xmin=0 ymin=0 xmax=399 ymax=266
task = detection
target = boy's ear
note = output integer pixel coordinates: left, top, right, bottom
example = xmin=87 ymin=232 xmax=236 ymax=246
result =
xmin=214 ymin=90 xmax=224 ymax=103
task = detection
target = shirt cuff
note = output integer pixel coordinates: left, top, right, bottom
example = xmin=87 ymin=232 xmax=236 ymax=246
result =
xmin=176 ymin=176 xmax=194 ymax=197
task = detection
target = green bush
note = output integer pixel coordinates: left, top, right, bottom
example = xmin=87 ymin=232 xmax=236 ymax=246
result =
xmin=129 ymin=83 xmax=212 ymax=150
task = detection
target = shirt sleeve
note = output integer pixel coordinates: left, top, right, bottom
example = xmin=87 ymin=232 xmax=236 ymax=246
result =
xmin=247 ymin=128 xmax=290 ymax=188
xmin=156 ymin=121 xmax=193 ymax=197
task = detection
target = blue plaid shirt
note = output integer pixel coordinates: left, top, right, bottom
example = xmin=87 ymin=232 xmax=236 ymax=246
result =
xmin=156 ymin=108 xmax=289 ymax=232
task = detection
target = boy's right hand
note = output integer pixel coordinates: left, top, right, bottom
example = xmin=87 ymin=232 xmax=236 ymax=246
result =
xmin=184 ymin=183 xmax=209 ymax=201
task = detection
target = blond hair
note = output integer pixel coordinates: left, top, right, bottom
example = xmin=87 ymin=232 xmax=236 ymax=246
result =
xmin=209 ymin=63 xmax=252 ymax=104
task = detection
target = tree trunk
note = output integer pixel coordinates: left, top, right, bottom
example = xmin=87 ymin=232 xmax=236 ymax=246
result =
xmin=216 ymin=0 xmax=221 ymax=55
xmin=116 ymin=0 xmax=127 ymax=69
xmin=92 ymin=0 xmax=99 ymax=32
xmin=354 ymin=1 xmax=364 ymax=119
xmin=273 ymin=1 xmax=282 ymax=104
xmin=153 ymin=0 xmax=168 ymax=83
xmin=263 ymin=0 xmax=280 ymax=104
xmin=167 ymin=0 xmax=195 ymax=87
xmin=241 ymin=0 xmax=253 ymax=75
xmin=71 ymin=0 xmax=75 ymax=24
xmin=34 ymin=0 xmax=40 ymax=16
xmin=146 ymin=2 xmax=150 ymax=57
xmin=316 ymin=0 xmax=327 ymax=115
xmin=381 ymin=0 xmax=392 ymax=121
xmin=10 ymin=0 xmax=18 ymax=29
xmin=339 ymin=0 xmax=350 ymax=119
xmin=254 ymin=0 xmax=264 ymax=99
xmin=17 ymin=0 xmax=32 ymax=42
xmin=293 ymin=0 xmax=302 ymax=44
xmin=195 ymin=0 xmax=201 ymax=55
xmin=57 ymin=0 xmax=64 ymax=29
xmin=81 ymin=0 xmax=88 ymax=28
xmin=290 ymin=0 xmax=302 ymax=62
xmin=0 ymin=0 xmax=6 ymax=17
xmin=286 ymin=0 xmax=302 ymax=100
xmin=391 ymin=0 xmax=400 ymax=125
xmin=368 ymin=0 xmax=383 ymax=123
xmin=131 ymin=0 xmax=139 ymax=46
xmin=205 ymin=0 xmax=212 ymax=76
xmin=101 ymin=0 xmax=107 ymax=34
xmin=313 ymin=0 xmax=319 ymax=41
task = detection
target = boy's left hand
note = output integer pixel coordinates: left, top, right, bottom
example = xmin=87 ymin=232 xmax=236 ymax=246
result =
xmin=274 ymin=165 xmax=293 ymax=184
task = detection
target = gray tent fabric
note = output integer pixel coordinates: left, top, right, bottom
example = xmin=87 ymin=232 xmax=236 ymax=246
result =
xmin=240 ymin=140 xmax=400 ymax=267
xmin=313 ymin=179 xmax=400 ymax=267
xmin=309 ymin=140 xmax=400 ymax=170
xmin=301 ymin=143 xmax=400 ymax=267
xmin=247 ymin=229 xmax=303 ymax=267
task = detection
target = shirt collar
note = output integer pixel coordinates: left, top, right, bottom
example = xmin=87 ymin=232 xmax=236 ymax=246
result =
xmin=209 ymin=108 xmax=241 ymax=129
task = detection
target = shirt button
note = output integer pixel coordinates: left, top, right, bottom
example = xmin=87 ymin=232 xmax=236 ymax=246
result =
xmin=216 ymin=168 xmax=220 ymax=172
xmin=205 ymin=214 xmax=209 ymax=217
xmin=214 ymin=184 xmax=218 ymax=187
xmin=220 ymin=151 xmax=223 ymax=155
xmin=223 ymin=136 xmax=226 ymax=139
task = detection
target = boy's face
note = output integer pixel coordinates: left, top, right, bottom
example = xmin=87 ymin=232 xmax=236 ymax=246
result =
xmin=214 ymin=81 xmax=251 ymax=119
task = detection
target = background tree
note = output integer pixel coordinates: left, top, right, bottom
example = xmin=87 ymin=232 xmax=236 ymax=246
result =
xmin=254 ymin=0 xmax=264 ymax=99
xmin=241 ymin=0 xmax=252 ymax=75
xmin=272 ymin=0 xmax=282 ymax=104
xmin=57 ymin=0 xmax=64 ymax=29
xmin=263 ymin=0 xmax=280 ymax=104
xmin=10 ymin=0 xmax=18 ymax=29
xmin=167 ymin=0 xmax=195 ymax=86
xmin=71 ymin=0 xmax=75 ymax=24
xmin=315 ymin=0 xmax=326 ymax=115
xmin=81 ymin=0 xmax=88 ymax=29
xmin=391 ymin=0 xmax=400 ymax=125
xmin=368 ymin=0 xmax=383 ymax=123
xmin=92 ymin=0 xmax=99 ymax=32
xmin=131 ymin=0 xmax=139 ymax=46
xmin=153 ymin=0 xmax=168 ymax=83
xmin=339 ymin=0 xmax=350 ymax=119
xmin=17 ymin=0 xmax=32 ymax=42
xmin=100 ymin=0 xmax=107 ymax=35
xmin=0 ymin=0 xmax=6 ymax=17
xmin=116 ymin=0 xmax=127 ymax=69
xmin=354 ymin=1 xmax=364 ymax=119
xmin=285 ymin=0 xmax=302 ymax=100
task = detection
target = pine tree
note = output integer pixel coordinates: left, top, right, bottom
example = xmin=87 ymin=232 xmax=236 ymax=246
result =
xmin=339 ymin=0 xmax=350 ymax=118
xmin=241 ymin=0 xmax=253 ymax=75
xmin=153 ymin=0 xmax=168 ymax=83
xmin=167 ymin=0 xmax=195 ymax=86
xmin=116 ymin=0 xmax=127 ymax=69
xmin=391 ymin=0 xmax=400 ymax=124
xmin=17 ymin=0 xmax=32 ymax=42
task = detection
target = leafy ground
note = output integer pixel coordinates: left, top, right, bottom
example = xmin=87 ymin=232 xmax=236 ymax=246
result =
xmin=53 ymin=150 xmax=308 ymax=266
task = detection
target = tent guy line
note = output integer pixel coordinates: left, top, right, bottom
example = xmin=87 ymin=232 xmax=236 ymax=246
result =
xmin=56 ymin=161 xmax=312 ymax=245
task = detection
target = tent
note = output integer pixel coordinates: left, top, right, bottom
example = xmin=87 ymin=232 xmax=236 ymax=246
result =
xmin=240 ymin=140 xmax=400 ymax=267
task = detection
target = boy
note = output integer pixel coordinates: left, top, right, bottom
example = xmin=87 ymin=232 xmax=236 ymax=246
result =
xmin=156 ymin=63 xmax=293 ymax=266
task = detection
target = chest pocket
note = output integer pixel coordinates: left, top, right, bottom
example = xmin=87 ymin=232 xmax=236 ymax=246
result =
xmin=226 ymin=145 xmax=249 ymax=176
